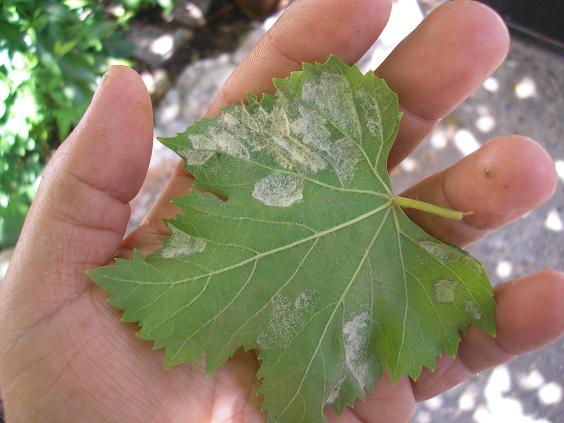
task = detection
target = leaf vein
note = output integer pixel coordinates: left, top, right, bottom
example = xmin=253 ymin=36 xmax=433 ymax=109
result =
xmin=278 ymin=208 xmax=391 ymax=419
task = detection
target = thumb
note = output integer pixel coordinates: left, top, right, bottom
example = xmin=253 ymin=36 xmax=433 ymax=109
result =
xmin=4 ymin=66 xmax=152 ymax=311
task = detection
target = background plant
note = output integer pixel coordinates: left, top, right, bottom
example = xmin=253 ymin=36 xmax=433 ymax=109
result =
xmin=0 ymin=0 xmax=175 ymax=248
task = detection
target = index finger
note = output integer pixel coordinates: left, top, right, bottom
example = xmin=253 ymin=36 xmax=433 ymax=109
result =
xmin=208 ymin=0 xmax=393 ymax=116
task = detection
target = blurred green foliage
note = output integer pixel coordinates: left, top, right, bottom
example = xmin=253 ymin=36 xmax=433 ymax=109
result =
xmin=0 ymin=0 xmax=174 ymax=248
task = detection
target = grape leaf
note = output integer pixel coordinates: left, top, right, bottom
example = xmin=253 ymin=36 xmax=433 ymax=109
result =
xmin=89 ymin=56 xmax=495 ymax=422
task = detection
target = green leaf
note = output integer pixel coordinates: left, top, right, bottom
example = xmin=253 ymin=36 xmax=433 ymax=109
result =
xmin=54 ymin=39 xmax=78 ymax=57
xmin=89 ymin=56 xmax=495 ymax=422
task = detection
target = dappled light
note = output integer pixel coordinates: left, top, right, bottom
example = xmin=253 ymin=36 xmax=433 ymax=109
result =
xmin=538 ymin=382 xmax=562 ymax=406
xmin=150 ymin=34 xmax=175 ymax=58
xmin=544 ymin=209 xmax=562 ymax=232
xmin=400 ymin=157 xmax=417 ymax=173
xmin=454 ymin=129 xmax=481 ymax=156
xmin=514 ymin=76 xmax=537 ymax=99
xmin=471 ymin=365 xmax=556 ymax=423
xmin=458 ymin=387 xmax=479 ymax=412
xmin=520 ymin=370 xmax=545 ymax=390
xmin=483 ymin=76 xmax=500 ymax=93
xmin=430 ymin=129 xmax=448 ymax=150
xmin=475 ymin=115 xmax=496 ymax=133
xmin=496 ymin=260 xmax=513 ymax=279
xmin=554 ymin=160 xmax=564 ymax=182
xmin=423 ymin=394 xmax=443 ymax=411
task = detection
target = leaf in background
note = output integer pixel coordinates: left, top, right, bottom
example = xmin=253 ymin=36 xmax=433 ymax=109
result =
xmin=54 ymin=39 xmax=78 ymax=57
xmin=90 ymin=56 xmax=495 ymax=423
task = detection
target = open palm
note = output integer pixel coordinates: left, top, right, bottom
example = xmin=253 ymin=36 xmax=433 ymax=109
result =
xmin=1 ymin=1 xmax=562 ymax=422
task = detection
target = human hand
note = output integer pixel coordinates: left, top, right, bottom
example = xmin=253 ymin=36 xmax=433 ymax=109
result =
xmin=0 ymin=1 xmax=562 ymax=422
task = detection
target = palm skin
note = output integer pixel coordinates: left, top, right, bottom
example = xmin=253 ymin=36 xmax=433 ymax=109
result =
xmin=0 ymin=1 xmax=562 ymax=423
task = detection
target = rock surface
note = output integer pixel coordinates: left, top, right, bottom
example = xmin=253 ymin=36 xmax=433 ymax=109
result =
xmin=127 ymin=23 xmax=193 ymax=68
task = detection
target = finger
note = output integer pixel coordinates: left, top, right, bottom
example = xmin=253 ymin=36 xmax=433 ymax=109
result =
xmin=375 ymin=0 xmax=510 ymax=169
xmin=348 ymin=375 xmax=415 ymax=423
xmin=125 ymin=0 xmax=394 ymax=248
xmin=412 ymin=270 xmax=564 ymax=401
xmin=4 ymin=66 xmax=152 ymax=309
xmin=209 ymin=0 xmax=393 ymax=116
xmin=326 ymin=406 xmax=364 ymax=423
xmin=399 ymin=136 xmax=557 ymax=246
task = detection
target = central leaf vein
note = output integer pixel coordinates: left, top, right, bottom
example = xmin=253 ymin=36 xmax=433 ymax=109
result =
xmin=278 ymin=208 xmax=392 ymax=419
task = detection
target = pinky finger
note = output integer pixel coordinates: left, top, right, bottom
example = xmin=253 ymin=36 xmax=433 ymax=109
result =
xmin=412 ymin=270 xmax=564 ymax=401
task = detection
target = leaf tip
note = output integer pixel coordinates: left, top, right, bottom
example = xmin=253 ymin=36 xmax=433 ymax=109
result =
xmin=325 ymin=54 xmax=344 ymax=67
xmin=156 ymin=135 xmax=175 ymax=149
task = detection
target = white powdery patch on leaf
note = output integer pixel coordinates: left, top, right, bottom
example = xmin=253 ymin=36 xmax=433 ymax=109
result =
xmin=252 ymin=173 xmax=304 ymax=207
xmin=465 ymin=301 xmax=482 ymax=320
xmin=302 ymin=73 xmax=362 ymax=143
xmin=190 ymin=126 xmax=250 ymax=160
xmin=343 ymin=312 xmax=371 ymax=388
xmin=355 ymin=90 xmax=382 ymax=138
xmin=257 ymin=289 xmax=314 ymax=349
xmin=259 ymin=96 xmax=327 ymax=174
xmin=418 ymin=240 xmax=483 ymax=274
xmin=544 ymin=208 xmax=562 ymax=232
xmin=161 ymin=225 xmax=206 ymax=258
xmin=433 ymin=280 xmax=456 ymax=304
xmin=291 ymin=106 xmax=361 ymax=184
xmin=179 ymin=148 xmax=214 ymax=166
xmin=207 ymin=91 xmax=329 ymax=175
xmin=326 ymin=373 xmax=346 ymax=405
xmin=332 ymin=138 xmax=363 ymax=184
xmin=417 ymin=241 xmax=455 ymax=262
xmin=555 ymin=160 xmax=564 ymax=182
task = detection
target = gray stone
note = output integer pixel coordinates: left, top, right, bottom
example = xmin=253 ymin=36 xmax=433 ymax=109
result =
xmin=154 ymin=53 xmax=235 ymax=136
xmin=171 ymin=1 xmax=212 ymax=28
xmin=127 ymin=24 xmax=193 ymax=67
xmin=154 ymin=25 xmax=265 ymax=137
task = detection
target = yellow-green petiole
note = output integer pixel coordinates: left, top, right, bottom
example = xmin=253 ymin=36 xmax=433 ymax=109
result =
xmin=392 ymin=196 xmax=473 ymax=221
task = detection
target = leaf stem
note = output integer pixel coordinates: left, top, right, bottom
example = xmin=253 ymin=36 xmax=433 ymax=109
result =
xmin=392 ymin=196 xmax=472 ymax=221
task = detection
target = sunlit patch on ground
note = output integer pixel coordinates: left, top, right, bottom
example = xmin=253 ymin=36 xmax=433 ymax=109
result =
xmin=475 ymin=115 xmax=496 ymax=133
xmin=454 ymin=129 xmax=481 ymax=156
xmin=555 ymin=161 xmax=564 ymax=182
xmin=482 ymin=77 xmax=499 ymax=93
xmin=544 ymin=209 xmax=562 ymax=232
xmin=458 ymin=386 xmax=479 ymax=411
xmin=538 ymin=382 xmax=562 ymax=406
xmin=400 ymin=157 xmax=417 ymax=173
xmin=430 ymin=130 xmax=448 ymax=150
xmin=496 ymin=260 xmax=512 ymax=279
xmin=514 ymin=77 xmax=537 ymax=99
